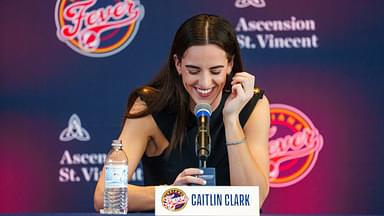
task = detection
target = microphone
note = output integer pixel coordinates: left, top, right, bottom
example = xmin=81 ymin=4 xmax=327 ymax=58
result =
xmin=194 ymin=103 xmax=212 ymax=164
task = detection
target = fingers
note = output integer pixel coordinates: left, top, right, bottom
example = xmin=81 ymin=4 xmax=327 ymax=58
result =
xmin=230 ymin=72 xmax=255 ymax=100
xmin=223 ymin=72 xmax=255 ymax=116
xmin=174 ymin=175 xmax=206 ymax=186
xmin=180 ymin=168 xmax=203 ymax=177
xmin=231 ymin=72 xmax=255 ymax=83
xmin=232 ymin=73 xmax=254 ymax=85
xmin=231 ymin=83 xmax=245 ymax=99
xmin=173 ymin=168 xmax=207 ymax=186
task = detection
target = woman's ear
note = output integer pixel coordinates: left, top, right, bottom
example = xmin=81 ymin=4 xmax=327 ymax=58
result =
xmin=173 ymin=54 xmax=182 ymax=75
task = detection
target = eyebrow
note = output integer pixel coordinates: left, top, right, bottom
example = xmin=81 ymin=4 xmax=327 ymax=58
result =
xmin=185 ymin=65 xmax=225 ymax=70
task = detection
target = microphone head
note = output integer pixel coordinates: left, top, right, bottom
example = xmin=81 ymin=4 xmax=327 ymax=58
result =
xmin=194 ymin=103 xmax=212 ymax=118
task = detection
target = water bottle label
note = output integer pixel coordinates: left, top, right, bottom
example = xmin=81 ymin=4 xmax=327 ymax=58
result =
xmin=105 ymin=165 xmax=128 ymax=188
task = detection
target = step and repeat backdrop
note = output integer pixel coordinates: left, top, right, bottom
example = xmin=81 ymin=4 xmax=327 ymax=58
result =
xmin=1 ymin=0 xmax=384 ymax=214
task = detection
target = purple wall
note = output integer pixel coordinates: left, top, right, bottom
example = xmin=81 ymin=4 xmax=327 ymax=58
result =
xmin=1 ymin=0 xmax=384 ymax=213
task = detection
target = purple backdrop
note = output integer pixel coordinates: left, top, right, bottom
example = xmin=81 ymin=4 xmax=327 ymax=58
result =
xmin=1 ymin=0 xmax=384 ymax=213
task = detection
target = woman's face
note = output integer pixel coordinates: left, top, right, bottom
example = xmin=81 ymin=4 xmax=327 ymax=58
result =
xmin=175 ymin=44 xmax=233 ymax=111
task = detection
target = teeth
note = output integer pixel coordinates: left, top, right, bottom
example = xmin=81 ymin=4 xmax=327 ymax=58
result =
xmin=196 ymin=88 xmax=213 ymax=94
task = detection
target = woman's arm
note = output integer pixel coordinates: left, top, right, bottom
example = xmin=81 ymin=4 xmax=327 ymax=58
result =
xmin=222 ymin=72 xmax=270 ymax=206
xmin=94 ymin=169 xmax=156 ymax=212
xmin=93 ymin=98 xmax=207 ymax=212
xmin=224 ymin=95 xmax=270 ymax=206
xmin=94 ymin=99 xmax=157 ymax=212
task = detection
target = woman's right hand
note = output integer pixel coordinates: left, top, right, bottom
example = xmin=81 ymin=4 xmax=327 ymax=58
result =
xmin=172 ymin=168 xmax=207 ymax=186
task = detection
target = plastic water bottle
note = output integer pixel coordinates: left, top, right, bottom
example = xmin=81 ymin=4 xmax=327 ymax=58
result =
xmin=103 ymin=140 xmax=128 ymax=214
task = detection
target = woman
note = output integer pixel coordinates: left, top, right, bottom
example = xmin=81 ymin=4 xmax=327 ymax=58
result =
xmin=94 ymin=13 xmax=270 ymax=212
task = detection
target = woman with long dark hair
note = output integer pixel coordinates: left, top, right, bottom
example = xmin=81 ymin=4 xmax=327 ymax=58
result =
xmin=94 ymin=14 xmax=270 ymax=212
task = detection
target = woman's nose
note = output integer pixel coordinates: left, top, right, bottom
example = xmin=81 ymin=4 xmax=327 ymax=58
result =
xmin=199 ymin=72 xmax=212 ymax=87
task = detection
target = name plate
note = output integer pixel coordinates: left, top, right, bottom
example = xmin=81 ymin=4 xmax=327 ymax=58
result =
xmin=155 ymin=186 xmax=259 ymax=216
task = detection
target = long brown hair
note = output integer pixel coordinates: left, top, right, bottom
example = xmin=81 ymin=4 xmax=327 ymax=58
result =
xmin=123 ymin=14 xmax=244 ymax=155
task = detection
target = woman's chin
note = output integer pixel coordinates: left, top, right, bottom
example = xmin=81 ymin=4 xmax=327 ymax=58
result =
xmin=191 ymin=99 xmax=211 ymax=107
xmin=191 ymin=91 xmax=222 ymax=110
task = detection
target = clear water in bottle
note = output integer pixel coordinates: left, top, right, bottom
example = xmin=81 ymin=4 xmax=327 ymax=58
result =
xmin=103 ymin=140 xmax=128 ymax=214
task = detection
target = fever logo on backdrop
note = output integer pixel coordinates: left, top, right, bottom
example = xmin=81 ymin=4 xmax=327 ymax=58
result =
xmin=268 ymin=104 xmax=323 ymax=187
xmin=55 ymin=0 xmax=145 ymax=57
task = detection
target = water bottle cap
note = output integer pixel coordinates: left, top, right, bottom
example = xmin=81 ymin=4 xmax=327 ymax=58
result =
xmin=111 ymin=139 xmax=122 ymax=146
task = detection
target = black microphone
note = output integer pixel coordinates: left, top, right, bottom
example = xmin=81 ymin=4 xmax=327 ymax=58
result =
xmin=194 ymin=103 xmax=212 ymax=164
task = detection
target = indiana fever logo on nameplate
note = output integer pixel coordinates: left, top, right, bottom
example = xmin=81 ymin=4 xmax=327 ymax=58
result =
xmin=155 ymin=186 xmax=259 ymax=216
xmin=54 ymin=0 xmax=145 ymax=57
xmin=161 ymin=188 xmax=188 ymax=211
xmin=269 ymin=104 xmax=324 ymax=188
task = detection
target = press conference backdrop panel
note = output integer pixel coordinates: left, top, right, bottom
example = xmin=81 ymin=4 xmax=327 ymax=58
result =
xmin=1 ymin=0 xmax=384 ymax=213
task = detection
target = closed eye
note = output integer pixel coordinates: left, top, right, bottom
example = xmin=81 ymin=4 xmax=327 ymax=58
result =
xmin=210 ymin=69 xmax=222 ymax=75
xmin=184 ymin=65 xmax=225 ymax=75
xmin=188 ymin=70 xmax=200 ymax=75
xmin=185 ymin=65 xmax=201 ymax=75
xmin=210 ymin=65 xmax=224 ymax=75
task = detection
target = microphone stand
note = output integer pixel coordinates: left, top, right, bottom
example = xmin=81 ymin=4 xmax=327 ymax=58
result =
xmin=194 ymin=103 xmax=216 ymax=186
xmin=195 ymin=122 xmax=216 ymax=186
xmin=199 ymin=159 xmax=207 ymax=169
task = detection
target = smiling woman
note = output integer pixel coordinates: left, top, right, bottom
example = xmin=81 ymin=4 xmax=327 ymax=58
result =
xmin=174 ymin=44 xmax=232 ymax=110
xmin=94 ymin=13 xmax=271 ymax=212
